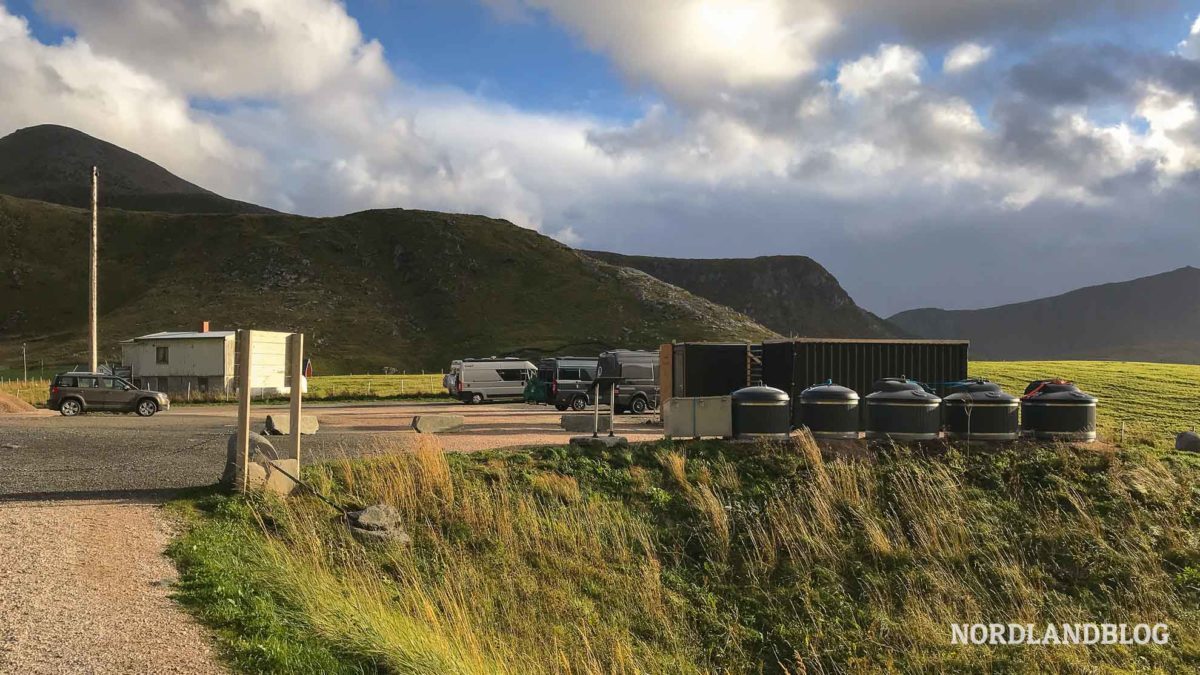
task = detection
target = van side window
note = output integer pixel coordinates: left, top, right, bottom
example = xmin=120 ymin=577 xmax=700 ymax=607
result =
xmin=581 ymin=368 xmax=596 ymax=380
xmin=558 ymin=368 xmax=580 ymax=381
xmin=622 ymin=364 xmax=653 ymax=380
xmin=497 ymin=369 xmax=526 ymax=382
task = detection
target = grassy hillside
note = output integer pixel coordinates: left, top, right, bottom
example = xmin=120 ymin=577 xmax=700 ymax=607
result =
xmin=587 ymin=251 xmax=902 ymax=339
xmin=171 ymin=435 xmax=1200 ymax=673
xmin=0 ymin=195 xmax=775 ymax=373
xmin=890 ymin=267 xmax=1200 ymax=362
xmin=0 ymin=125 xmax=273 ymax=214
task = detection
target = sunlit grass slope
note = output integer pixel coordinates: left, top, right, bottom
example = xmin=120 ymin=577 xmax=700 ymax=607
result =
xmin=171 ymin=436 xmax=1200 ymax=673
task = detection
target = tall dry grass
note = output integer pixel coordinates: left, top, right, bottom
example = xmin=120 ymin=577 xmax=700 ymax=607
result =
xmin=182 ymin=431 xmax=1200 ymax=672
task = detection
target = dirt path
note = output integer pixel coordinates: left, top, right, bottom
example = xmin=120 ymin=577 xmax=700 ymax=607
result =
xmin=0 ymin=498 xmax=225 ymax=674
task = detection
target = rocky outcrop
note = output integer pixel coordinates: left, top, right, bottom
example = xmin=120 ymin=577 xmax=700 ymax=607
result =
xmin=585 ymin=252 xmax=901 ymax=339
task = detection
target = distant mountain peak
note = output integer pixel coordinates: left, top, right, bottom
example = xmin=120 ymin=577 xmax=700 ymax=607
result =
xmin=584 ymin=250 xmax=903 ymax=339
xmin=0 ymin=124 xmax=274 ymax=214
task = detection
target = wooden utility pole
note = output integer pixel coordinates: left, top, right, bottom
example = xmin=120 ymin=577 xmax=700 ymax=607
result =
xmin=89 ymin=166 xmax=98 ymax=373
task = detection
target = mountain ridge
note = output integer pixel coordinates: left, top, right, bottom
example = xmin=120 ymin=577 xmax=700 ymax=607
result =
xmin=584 ymin=251 xmax=904 ymax=339
xmin=0 ymin=195 xmax=776 ymax=372
xmin=889 ymin=266 xmax=1200 ymax=362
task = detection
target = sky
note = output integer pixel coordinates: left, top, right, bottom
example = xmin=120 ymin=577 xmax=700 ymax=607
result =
xmin=1 ymin=1 xmax=1199 ymax=316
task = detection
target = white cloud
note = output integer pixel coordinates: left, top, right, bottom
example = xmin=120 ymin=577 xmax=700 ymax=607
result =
xmin=0 ymin=7 xmax=265 ymax=200
xmin=518 ymin=0 xmax=836 ymax=101
xmin=836 ymin=44 xmax=924 ymax=101
xmin=1177 ymin=16 xmax=1200 ymax=59
xmin=36 ymin=0 xmax=391 ymax=98
xmin=942 ymin=42 xmax=992 ymax=73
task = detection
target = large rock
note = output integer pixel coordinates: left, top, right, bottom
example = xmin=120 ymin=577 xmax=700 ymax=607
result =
xmin=411 ymin=414 xmax=465 ymax=433
xmin=264 ymin=413 xmax=319 ymax=435
xmin=220 ymin=434 xmax=297 ymax=495
xmin=347 ymin=504 xmax=411 ymax=545
xmin=222 ymin=432 xmax=278 ymax=489
xmin=560 ymin=414 xmax=611 ymax=433
xmin=1176 ymin=431 xmax=1200 ymax=452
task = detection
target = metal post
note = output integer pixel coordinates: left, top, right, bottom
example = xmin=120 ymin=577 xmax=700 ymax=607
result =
xmin=609 ymin=383 xmax=616 ymax=437
xmin=592 ymin=383 xmax=599 ymax=438
xmin=288 ymin=333 xmax=303 ymax=465
xmin=22 ymin=343 xmax=27 ymax=382
xmin=89 ymin=167 xmax=98 ymax=373
xmin=236 ymin=330 xmax=253 ymax=493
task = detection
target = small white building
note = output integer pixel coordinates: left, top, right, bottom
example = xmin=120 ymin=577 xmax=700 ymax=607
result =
xmin=121 ymin=323 xmax=299 ymax=397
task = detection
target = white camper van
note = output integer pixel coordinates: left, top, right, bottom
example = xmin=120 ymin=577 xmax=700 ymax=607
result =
xmin=449 ymin=358 xmax=537 ymax=404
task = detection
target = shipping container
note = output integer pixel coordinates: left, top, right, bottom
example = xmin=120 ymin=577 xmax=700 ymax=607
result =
xmin=661 ymin=343 xmax=755 ymax=400
xmin=761 ymin=339 xmax=969 ymax=426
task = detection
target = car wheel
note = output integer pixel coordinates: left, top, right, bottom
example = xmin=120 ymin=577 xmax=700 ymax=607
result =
xmin=570 ymin=395 xmax=588 ymax=411
xmin=554 ymin=403 xmax=568 ymax=411
xmin=630 ymin=397 xmax=648 ymax=414
xmin=470 ymin=392 xmax=484 ymax=404
xmin=136 ymin=399 xmax=158 ymax=417
xmin=59 ymin=399 xmax=82 ymax=416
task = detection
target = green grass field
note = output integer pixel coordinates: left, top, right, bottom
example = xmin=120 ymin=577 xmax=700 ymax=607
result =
xmin=0 ymin=378 xmax=48 ymax=408
xmin=973 ymin=361 xmax=1200 ymax=449
xmin=305 ymin=373 xmax=447 ymax=400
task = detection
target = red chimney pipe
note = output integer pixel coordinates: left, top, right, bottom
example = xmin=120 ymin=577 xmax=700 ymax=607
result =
xmin=199 ymin=321 xmax=210 ymax=333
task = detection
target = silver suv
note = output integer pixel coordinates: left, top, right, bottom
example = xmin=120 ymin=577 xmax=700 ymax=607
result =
xmin=48 ymin=372 xmax=170 ymax=416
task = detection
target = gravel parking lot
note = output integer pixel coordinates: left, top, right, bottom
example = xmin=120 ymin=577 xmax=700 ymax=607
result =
xmin=0 ymin=401 xmax=660 ymax=497
xmin=0 ymin=400 xmax=660 ymax=673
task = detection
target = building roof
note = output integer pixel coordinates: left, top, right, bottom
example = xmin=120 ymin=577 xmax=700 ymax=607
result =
xmin=123 ymin=330 xmax=236 ymax=342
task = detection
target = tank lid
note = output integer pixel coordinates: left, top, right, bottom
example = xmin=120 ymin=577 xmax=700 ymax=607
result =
xmin=800 ymin=381 xmax=859 ymax=401
xmin=944 ymin=379 xmax=1017 ymax=403
xmin=1023 ymin=379 xmax=1079 ymax=396
xmin=871 ymin=377 xmax=929 ymax=394
xmin=732 ymin=385 xmax=790 ymax=402
xmin=1023 ymin=389 xmax=1097 ymax=404
xmin=866 ymin=387 xmax=941 ymax=403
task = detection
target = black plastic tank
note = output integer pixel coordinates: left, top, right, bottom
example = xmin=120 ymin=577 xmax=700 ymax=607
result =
xmin=865 ymin=378 xmax=942 ymax=441
xmin=943 ymin=379 xmax=1019 ymax=441
xmin=1020 ymin=380 xmax=1097 ymax=442
xmin=732 ymin=386 xmax=791 ymax=440
xmin=797 ymin=381 xmax=860 ymax=439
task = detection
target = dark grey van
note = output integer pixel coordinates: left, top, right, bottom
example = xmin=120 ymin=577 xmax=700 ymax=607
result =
xmin=596 ymin=350 xmax=660 ymax=414
xmin=537 ymin=357 xmax=599 ymax=411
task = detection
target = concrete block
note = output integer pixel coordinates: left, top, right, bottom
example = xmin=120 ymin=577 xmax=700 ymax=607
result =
xmin=570 ymin=435 xmax=629 ymax=448
xmin=411 ymin=414 xmax=466 ymax=433
xmin=264 ymin=413 xmax=319 ymax=435
xmin=263 ymin=459 xmax=299 ymax=496
xmin=561 ymin=414 xmax=612 ymax=433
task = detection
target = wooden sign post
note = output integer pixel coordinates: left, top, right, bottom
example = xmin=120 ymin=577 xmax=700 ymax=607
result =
xmin=235 ymin=329 xmax=253 ymax=493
